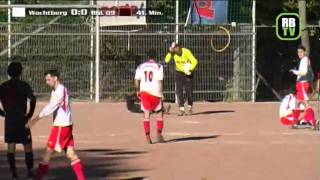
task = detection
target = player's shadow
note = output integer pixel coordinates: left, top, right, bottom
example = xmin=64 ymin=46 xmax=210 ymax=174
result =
xmin=123 ymin=177 xmax=147 ymax=180
xmin=166 ymin=135 xmax=219 ymax=143
xmin=0 ymin=148 xmax=149 ymax=179
xmin=192 ymin=110 xmax=235 ymax=116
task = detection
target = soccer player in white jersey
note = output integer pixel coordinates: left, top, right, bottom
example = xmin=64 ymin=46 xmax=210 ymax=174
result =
xmin=135 ymin=49 xmax=165 ymax=144
xmin=289 ymin=46 xmax=318 ymax=129
xmin=26 ymin=70 xmax=85 ymax=180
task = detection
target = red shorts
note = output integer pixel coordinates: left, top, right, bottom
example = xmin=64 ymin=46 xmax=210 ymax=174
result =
xmin=47 ymin=126 xmax=74 ymax=152
xmin=280 ymin=114 xmax=295 ymax=125
xmin=296 ymin=81 xmax=310 ymax=101
xmin=140 ymin=92 xmax=162 ymax=112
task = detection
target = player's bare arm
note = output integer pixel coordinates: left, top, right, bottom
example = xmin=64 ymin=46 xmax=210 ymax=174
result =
xmin=135 ymin=79 xmax=140 ymax=97
xmin=158 ymin=80 xmax=164 ymax=100
xmin=164 ymin=42 xmax=177 ymax=63
xmin=27 ymin=81 xmax=63 ymax=129
xmin=0 ymin=86 xmax=5 ymax=117
xmin=318 ymin=72 xmax=320 ymax=93
xmin=26 ymin=116 xmax=40 ymax=129
xmin=0 ymin=107 xmax=5 ymax=117
xmin=27 ymin=95 xmax=62 ymax=129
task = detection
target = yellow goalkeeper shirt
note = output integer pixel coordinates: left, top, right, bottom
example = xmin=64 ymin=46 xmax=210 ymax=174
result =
xmin=165 ymin=48 xmax=198 ymax=73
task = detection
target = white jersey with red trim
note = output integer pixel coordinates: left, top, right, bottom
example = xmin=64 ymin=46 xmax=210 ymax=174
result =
xmin=279 ymin=93 xmax=305 ymax=118
xmin=292 ymin=56 xmax=309 ymax=81
xmin=135 ymin=60 xmax=163 ymax=97
xmin=39 ymin=84 xmax=72 ymax=126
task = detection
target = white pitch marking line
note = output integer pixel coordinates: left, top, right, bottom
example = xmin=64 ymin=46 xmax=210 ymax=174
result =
xmin=223 ymin=141 xmax=264 ymax=145
xmin=259 ymin=131 xmax=320 ymax=135
xmin=220 ymin=132 xmax=243 ymax=136
xmin=185 ymin=121 xmax=200 ymax=124
xmin=281 ymin=131 xmax=320 ymax=135
xmin=77 ymin=140 xmax=106 ymax=144
xmin=166 ymin=132 xmax=191 ymax=136
xmin=179 ymin=140 xmax=262 ymax=145
xmin=191 ymin=140 xmax=319 ymax=145
xmin=166 ymin=132 xmax=243 ymax=137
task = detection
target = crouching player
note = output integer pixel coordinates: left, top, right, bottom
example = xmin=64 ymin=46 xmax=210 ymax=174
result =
xmin=26 ymin=70 xmax=85 ymax=180
xmin=279 ymin=93 xmax=309 ymax=126
xmin=290 ymin=46 xmax=318 ymax=129
xmin=135 ymin=50 xmax=165 ymax=144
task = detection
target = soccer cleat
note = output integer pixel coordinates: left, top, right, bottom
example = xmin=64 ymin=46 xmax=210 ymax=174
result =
xmin=311 ymin=120 xmax=319 ymax=131
xmin=178 ymin=110 xmax=185 ymax=116
xmin=186 ymin=109 xmax=193 ymax=116
xmin=298 ymin=120 xmax=309 ymax=126
xmin=146 ymin=135 xmax=152 ymax=144
xmin=11 ymin=172 xmax=18 ymax=180
xmin=163 ymin=104 xmax=171 ymax=114
xmin=157 ymin=134 xmax=166 ymax=143
xmin=184 ymin=105 xmax=193 ymax=116
xmin=291 ymin=124 xmax=298 ymax=129
xmin=27 ymin=169 xmax=34 ymax=179
xmin=178 ymin=107 xmax=185 ymax=116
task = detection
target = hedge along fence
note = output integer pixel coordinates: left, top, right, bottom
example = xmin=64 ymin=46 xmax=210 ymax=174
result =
xmin=0 ymin=55 xmax=92 ymax=99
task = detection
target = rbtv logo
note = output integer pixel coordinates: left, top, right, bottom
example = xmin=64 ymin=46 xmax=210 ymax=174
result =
xmin=276 ymin=13 xmax=301 ymax=40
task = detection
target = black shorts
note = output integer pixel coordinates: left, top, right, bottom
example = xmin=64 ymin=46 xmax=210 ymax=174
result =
xmin=5 ymin=116 xmax=32 ymax=144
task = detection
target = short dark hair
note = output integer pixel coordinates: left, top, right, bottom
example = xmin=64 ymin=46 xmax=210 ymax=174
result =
xmin=174 ymin=43 xmax=181 ymax=48
xmin=7 ymin=62 xmax=22 ymax=78
xmin=44 ymin=69 xmax=60 ymax=79
xmin=146 ymin=49 xmax=157 ymax=60
xmin=298 ymin=45 xmax=306 ymax=51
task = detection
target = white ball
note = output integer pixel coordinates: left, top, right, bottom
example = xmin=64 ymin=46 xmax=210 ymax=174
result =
xmin=183 ymin=63 xmax=191 ymax=71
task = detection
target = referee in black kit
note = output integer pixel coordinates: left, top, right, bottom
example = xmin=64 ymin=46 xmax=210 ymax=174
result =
xmin=165 ymin=42 xmax=198 ymax=116
xmin=0 ymin=62 xmax=37 ymax=179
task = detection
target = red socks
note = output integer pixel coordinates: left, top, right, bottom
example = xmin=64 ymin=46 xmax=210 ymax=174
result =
xmin=156 ymin=118 xmax=164 ymax=134
xmin=293 ymin=109 xmax=300 ymax=125
xmin=143 ymin=120 xmax=150 ymax=135
xmin=144 ymin=119 xmax=165 ymax=135
xmin=305 ymin=108 xmax=317 ymax=125
xmin=35 ymin=160 xmax=85 ymax=180
xmin=71 ymin=159 xmax=86 ymax=180
xmin=35 ymin=162 xmax=49 ymax=180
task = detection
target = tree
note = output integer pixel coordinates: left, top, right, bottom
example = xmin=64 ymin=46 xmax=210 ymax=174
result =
xmin=298 ymin=0 xmax=310 ymax=55
xmin=283 ymin=0 xmax=320 ymax=22
xmin=282 ymin=0 xmax=320 ymax=55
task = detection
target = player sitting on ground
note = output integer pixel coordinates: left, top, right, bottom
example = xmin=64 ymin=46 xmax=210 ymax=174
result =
xmin=0 ymin=62 xmax=36 ymax=180
xmin=135 ymin=49 xmax=165 ymax=144
xmin=26 ymin=70 xmax=85 ymax=180
xmin=289 ymin=46 xmax=318 ymax=129
xmin=279 ymin=93 xmax=313 ymax=126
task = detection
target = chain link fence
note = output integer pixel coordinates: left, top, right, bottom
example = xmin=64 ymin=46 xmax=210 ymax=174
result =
xmin=0 ymin=22 xmax=93 ymax=99
xmin=100 ymin=24 xmax=254 ymax=101
xmin=0 ymin=0 xmax=255 ymax=102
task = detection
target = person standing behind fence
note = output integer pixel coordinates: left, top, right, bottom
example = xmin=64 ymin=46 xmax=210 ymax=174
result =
xmin=289 ymin=45 xmax=318 ymax=129
xmin=165 ymin=42 xmax=198 ymax=116
xmin=0 ymin=62 xmax=37 ymax=179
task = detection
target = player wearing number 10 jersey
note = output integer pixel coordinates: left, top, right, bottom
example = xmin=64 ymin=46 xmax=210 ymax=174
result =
xmin=135 ymin=49 xmax=165 ymax=144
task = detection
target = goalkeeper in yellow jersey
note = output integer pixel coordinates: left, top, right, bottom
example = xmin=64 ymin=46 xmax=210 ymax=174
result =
xmin=165 ymin=42 xmax=198 ymax=116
